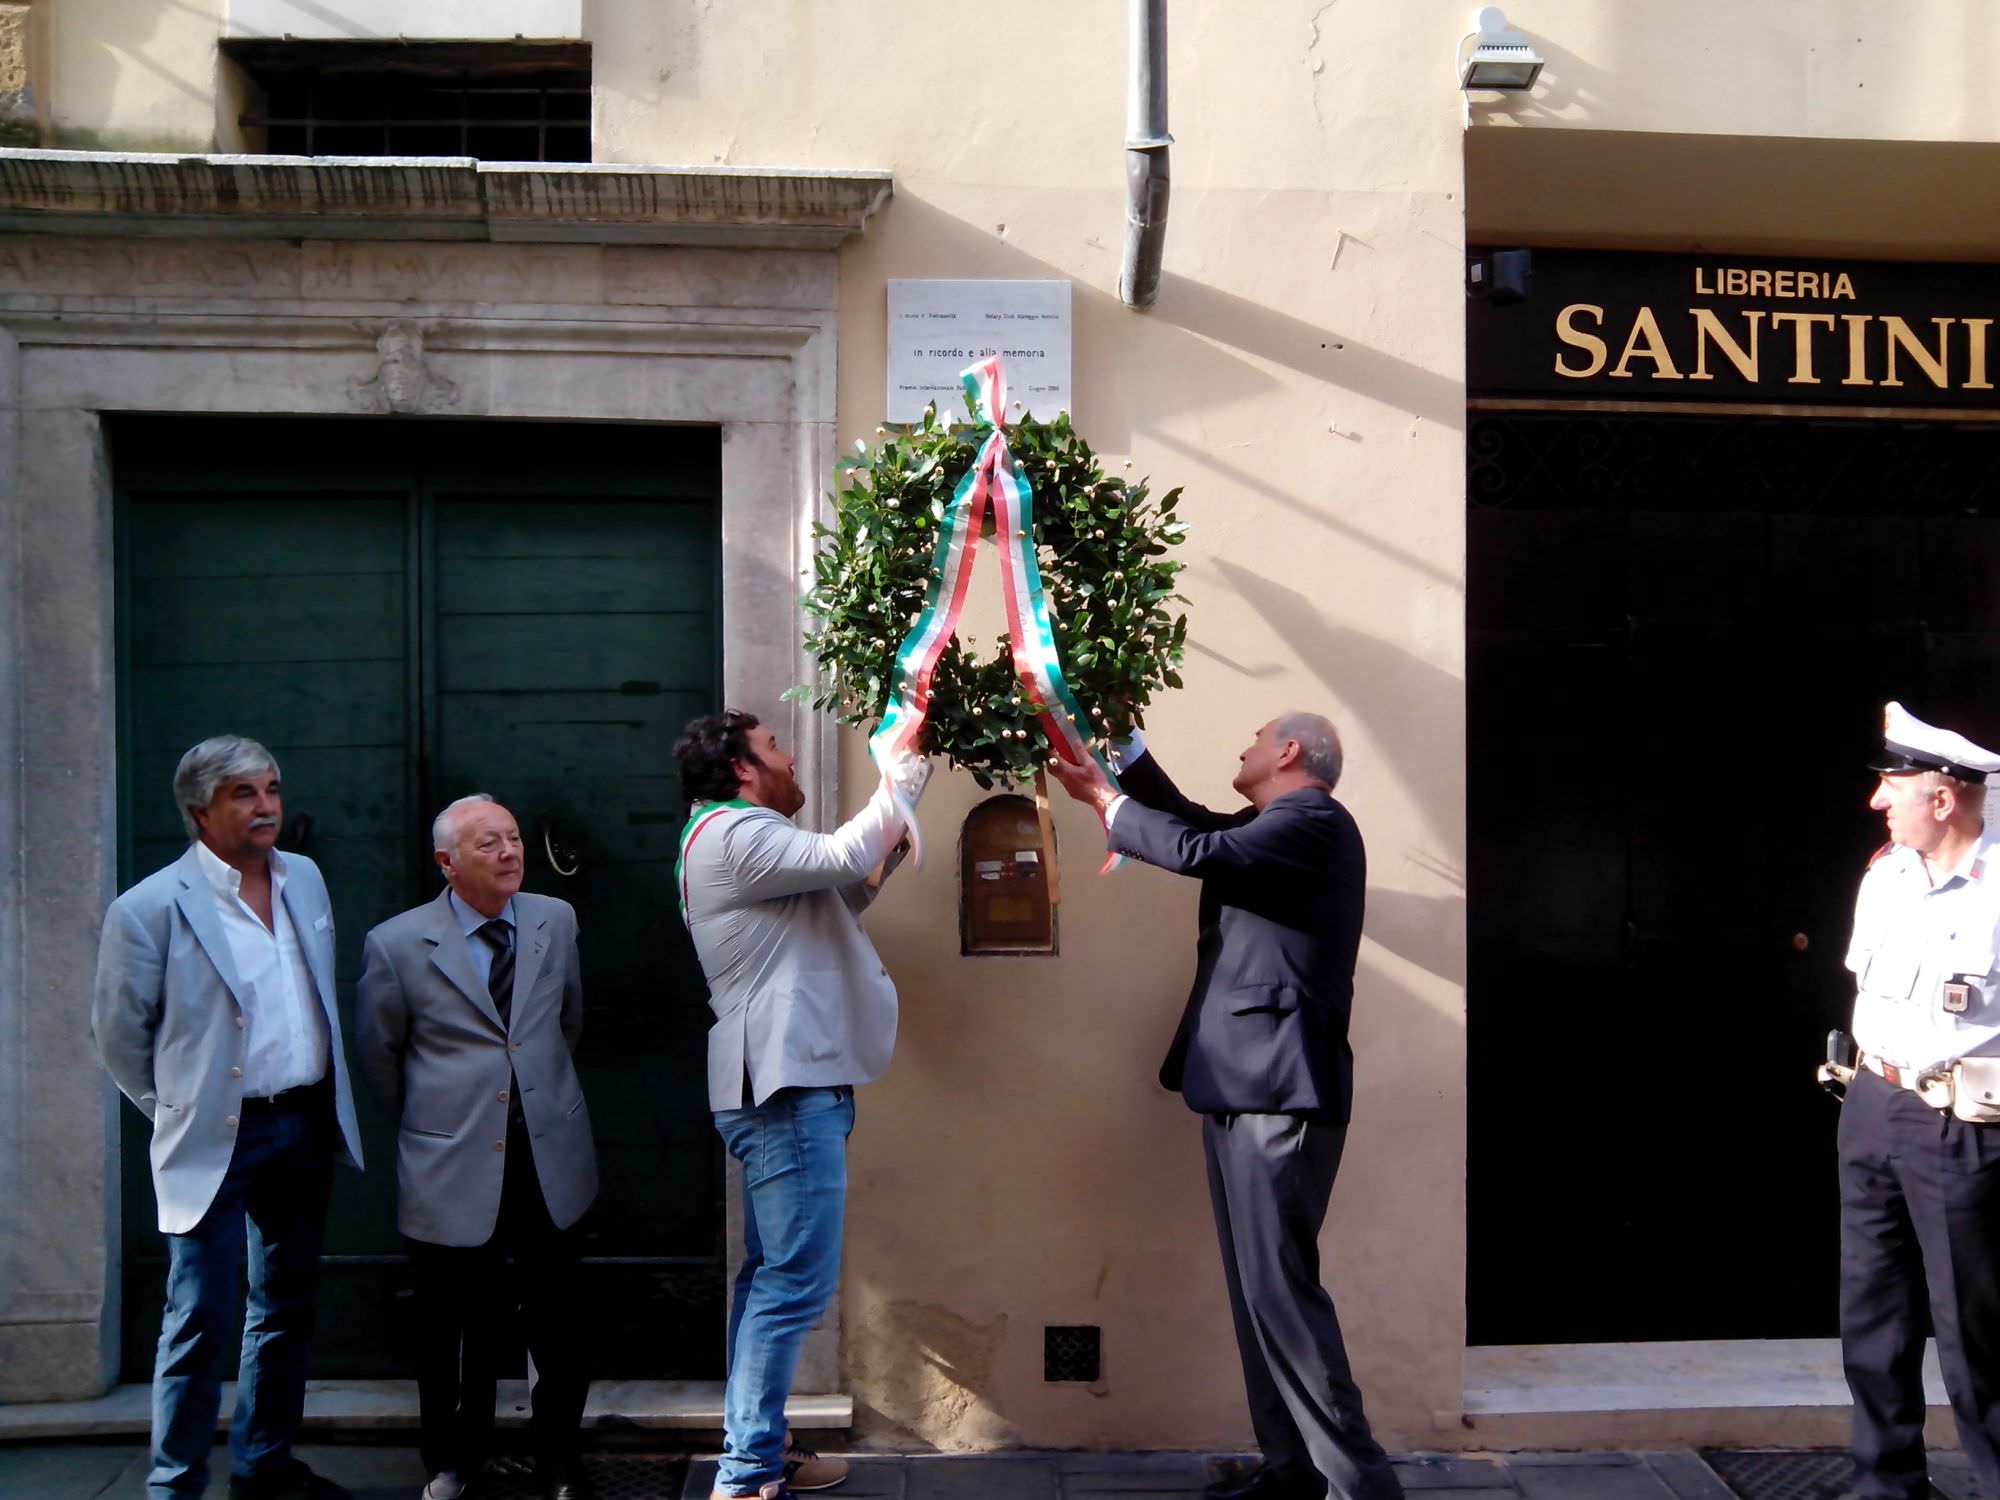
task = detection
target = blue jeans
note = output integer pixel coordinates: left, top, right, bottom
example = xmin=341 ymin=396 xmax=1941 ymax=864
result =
xmin=149 ymin=1089 xmax=335 ymax=1499
xmin=713 ymin=1086 xmax=854 ymax=1495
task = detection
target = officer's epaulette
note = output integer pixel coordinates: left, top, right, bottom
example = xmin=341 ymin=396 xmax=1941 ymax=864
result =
xmin=1868 ymin=841 xmax=1895 ymax=868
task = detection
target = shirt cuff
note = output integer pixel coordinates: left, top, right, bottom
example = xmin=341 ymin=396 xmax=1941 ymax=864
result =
xmin=1109 ymin=730 xmax=1146 ymax=773
xmin=1104 ymin=794 xmax=1129 ymax=828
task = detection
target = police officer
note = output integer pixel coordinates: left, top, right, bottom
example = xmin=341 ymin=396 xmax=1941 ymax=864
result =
xmin=1839 ymin=702 xmax=2000 ymax=1500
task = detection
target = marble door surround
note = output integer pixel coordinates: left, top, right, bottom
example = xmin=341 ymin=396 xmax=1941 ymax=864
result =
xmin=0 ymin=151 xmax=890 ymax=1400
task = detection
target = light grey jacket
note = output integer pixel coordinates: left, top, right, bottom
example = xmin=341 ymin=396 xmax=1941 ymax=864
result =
xmin=353 ymin=889 xmax=596 ymax=1247
xmin=91 ymin=845 xmax=365 ymax=1234
xmin=683 ymin=781 xmax=908 ymax=1111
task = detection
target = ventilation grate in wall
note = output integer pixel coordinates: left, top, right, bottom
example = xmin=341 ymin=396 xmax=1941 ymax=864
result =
xmin=1043 ymin=1324 xmax=1101 ymax=1382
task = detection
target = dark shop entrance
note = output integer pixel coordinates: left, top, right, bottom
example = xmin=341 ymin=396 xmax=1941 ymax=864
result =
xmin=1465 ymin=407 xmax=2000 ymax=1343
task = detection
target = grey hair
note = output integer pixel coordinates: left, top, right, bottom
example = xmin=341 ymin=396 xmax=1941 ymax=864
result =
xmin=432 ymin=793 xmax=497 ymax=861
xmin=173 ymin=735 xmax=281 ymax=842
xmin=1916 ymin=769 xmax=1988 ymax=817
xmin=1273 ymin=712 xmax=1344 ymax=789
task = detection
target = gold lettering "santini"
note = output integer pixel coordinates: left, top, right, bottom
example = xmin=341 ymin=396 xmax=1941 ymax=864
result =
xmin=1553 ymin=304 xmax=1996 ymax=390
xmin=1693 ymin=267 xmax=1857 ymax=300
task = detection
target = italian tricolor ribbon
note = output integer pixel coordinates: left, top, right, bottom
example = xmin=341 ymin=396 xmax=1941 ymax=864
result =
xmin=868 ymin=356 xmax=1124 ymax=872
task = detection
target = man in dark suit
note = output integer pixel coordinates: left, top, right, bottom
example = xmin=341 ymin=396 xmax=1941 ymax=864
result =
xmin=1049 ymin=714 xmax=1401 ymax=1500
xmin=355 ymin=795 xmax=598 ymax=1500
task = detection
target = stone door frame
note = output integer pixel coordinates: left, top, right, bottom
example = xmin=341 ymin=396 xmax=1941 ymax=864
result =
xmin=0 ymin=229 xmax=859 ymax=1399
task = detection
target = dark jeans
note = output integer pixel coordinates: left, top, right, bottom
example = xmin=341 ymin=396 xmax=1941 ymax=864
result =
xmin=149 ymin=1084 xmax=335 ymax=1500
xmin=1839 ymin=1067 xmax=2000 ymax=1499
xmin=406 ymin=1116 xmax=588 ymax=1480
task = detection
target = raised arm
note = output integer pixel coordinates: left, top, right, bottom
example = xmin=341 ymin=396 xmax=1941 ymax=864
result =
xmin=1110 ymin=795 xmax=1336 ymax=881
xmin=721 ymin=780 xmax=909 ymax=903
xmin=1115 ymin=747 xmax=1242 ymax=832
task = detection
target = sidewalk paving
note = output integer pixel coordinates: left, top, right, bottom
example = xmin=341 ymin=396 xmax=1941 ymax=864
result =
xmin=0 ymin=1442 xmax=1983 ymax=1500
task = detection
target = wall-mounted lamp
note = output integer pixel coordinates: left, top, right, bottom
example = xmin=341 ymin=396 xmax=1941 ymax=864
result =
xmin=1459 ymin=6 xmax=1544 ymax=91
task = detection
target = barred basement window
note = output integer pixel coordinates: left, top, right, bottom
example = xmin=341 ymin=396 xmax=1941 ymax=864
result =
xmin=225 ymin=40 xmax=591 ymax=162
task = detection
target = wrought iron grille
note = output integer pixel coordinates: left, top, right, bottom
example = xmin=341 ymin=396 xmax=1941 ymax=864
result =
xmin=481 ymin=1455 xmax=688 ymax=1500
xmin=229 ymin=42 xmax=590 ymax=162
xmin=1701 ymin=1450 xmax=1854 ymax=1500
xmin=1043 ymin=1324 xmax=1102 ymax=1382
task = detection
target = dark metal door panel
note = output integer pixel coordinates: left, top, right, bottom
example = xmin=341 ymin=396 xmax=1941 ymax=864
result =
xmin=112 ymin=418 xmax=725 ymax=1380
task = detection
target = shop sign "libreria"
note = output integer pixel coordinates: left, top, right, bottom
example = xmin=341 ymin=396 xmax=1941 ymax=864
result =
xmin=1466 ymin=249 xmax=2000 ymax=410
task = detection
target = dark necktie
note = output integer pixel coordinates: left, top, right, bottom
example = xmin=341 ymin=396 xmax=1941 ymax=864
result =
xmin=477 ymin=919 xmax=514 ymax=1028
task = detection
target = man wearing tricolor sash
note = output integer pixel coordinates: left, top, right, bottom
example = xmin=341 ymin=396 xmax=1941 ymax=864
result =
xmin=673 ymin=710 xmax=930 ymax=1500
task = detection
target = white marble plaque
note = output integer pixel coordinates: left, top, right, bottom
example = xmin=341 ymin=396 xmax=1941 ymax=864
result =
xmin=886 ymin=279 xmax=1072 ymax=422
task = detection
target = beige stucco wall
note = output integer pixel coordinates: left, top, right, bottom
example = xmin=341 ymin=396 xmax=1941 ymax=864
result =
xmin=26 ymin=0 xmax=2000 ymax=1458
xmin=587 ymin=0 xmax=1472 ymax=1451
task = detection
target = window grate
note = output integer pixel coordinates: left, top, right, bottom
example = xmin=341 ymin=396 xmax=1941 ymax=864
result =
xmin=1043 ymin=1324 xmax=1101 ymax=1382
xmin=227 ymin=41 xmax=590 ymax=162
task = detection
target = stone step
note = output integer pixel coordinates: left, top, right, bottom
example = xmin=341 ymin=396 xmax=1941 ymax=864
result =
xmin=0 ymin=1380 xmax=850 ymax=1441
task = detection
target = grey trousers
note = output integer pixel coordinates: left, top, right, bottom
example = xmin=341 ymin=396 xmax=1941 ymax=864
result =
xmin=1203 ymin=1112 xmax=1401 ymax=1500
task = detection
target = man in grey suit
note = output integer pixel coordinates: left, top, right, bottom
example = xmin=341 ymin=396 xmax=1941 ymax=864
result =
xmin=93 ymin=735 xmax=366 ymax=1500
xmin=1050 ymin=715 xmax=1402 ymax=1500
xmin=673 ymin=710 xmax=927 ymax=1500
xmin=355 ymin=795 xmax=597 ymax=1500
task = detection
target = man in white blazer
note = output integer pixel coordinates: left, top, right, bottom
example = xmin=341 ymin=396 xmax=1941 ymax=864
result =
xmin=355 ymin=795 xmax=597 ymax=1500
xmin=93 ymin=735 xmax=366 ymax=1500
xmin=673 ymin=710 xmax=927 ymax=1500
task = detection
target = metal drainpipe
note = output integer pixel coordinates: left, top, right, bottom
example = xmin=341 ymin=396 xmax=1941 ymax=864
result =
xmin=1119 ymin=0 xmax=1171 ymax=308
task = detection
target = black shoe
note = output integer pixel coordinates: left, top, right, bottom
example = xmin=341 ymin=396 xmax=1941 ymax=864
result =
xmin=1204 ymin=1465 xmax=1324 ymax=1500
xmin=228 ymin=1460 xmax=353 ymax=1500
xmin=540 ymin=1462 xmax=594 ymax=1500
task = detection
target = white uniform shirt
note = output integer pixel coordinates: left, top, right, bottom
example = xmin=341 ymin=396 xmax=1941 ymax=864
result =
xmin=194 ymin=841 xmax=329 ymax=1095
xmin=1847 ymin=830 xmax=2000 ymax=1073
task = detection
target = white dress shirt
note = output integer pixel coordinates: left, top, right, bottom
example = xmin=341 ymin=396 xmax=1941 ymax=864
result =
xmin=193 ymin=841 xmax=329 ymax=1096
xmin=1848 ymin=830 xmax=2000 ymax=1072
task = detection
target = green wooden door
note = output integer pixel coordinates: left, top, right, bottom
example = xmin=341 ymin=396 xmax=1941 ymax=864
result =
xmin=113 ymin=417 xmax=724 ymax=1379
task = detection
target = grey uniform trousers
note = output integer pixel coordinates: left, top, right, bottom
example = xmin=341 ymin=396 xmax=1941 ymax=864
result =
xmin=1203 ymin=1113 xmax=1402 ymax=1500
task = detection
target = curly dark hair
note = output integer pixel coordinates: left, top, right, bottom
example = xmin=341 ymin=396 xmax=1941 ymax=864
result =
xmin=675 ymin=710 xmax=761 ymax=808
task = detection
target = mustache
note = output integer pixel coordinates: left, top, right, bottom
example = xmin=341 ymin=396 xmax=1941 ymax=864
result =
xmin=249 ymin=816 xmax=280 ymax=831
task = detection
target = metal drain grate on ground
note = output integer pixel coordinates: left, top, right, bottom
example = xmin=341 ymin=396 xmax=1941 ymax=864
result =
xmin=1700 ymin=1450 xmax=1852 ymax=1500
xmin=475 ymin=1454 xmax=688 ymax=1500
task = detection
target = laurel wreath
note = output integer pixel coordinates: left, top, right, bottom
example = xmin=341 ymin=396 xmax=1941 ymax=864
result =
xmin=796 ymin=402 xmax=1190 ymax=789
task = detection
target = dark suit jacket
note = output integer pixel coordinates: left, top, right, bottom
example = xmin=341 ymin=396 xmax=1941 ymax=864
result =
xmin=1110 ymin=751 xmax=1366 ymax=1121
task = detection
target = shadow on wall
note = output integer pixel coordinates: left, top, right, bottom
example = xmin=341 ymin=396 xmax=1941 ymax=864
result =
xmin=845 ymin=191 xmax=1461 ymax=453
xmin=1466 ymin=33 xmax=1611 ymax=128
xmin=842 ymin=955 xmax=1469 ymax=1451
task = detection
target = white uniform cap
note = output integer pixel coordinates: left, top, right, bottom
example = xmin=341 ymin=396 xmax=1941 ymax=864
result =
xmin=1871 ymin=701 xmax=2000 ymax=784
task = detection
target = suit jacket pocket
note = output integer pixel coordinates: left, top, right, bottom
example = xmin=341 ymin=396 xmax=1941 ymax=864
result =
xmin=1228 ymin=984 xmax=1301 ymax=1018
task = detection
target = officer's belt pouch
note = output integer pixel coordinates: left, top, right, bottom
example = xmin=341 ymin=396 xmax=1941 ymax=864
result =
xmin=1951 ymin=1056 xmax=2000 ymax=1123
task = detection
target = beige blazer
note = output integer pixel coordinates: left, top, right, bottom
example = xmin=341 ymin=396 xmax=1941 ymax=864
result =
xmin=682 ymin=782 xmax=908 ymax=1111
xmin=92 ymin=846 xmax=365 ymax=1234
